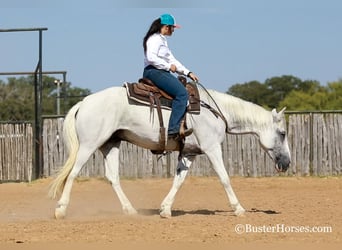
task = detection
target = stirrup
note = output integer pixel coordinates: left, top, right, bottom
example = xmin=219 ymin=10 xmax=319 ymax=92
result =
xmin=183 ymin=128 xmax=193 ymax=137
xmin=168 ymin=128 xmax=193 ymax=141
xmin=178 ymin=116 xmax=193 ymax=138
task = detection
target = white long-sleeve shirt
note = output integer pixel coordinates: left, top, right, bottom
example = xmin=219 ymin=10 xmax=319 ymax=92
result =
xmin=144 ymin=33 xmax=190 ymax=76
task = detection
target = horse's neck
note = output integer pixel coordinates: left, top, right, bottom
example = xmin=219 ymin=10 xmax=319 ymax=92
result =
xmin=205 ymin=90 xmax=272 ymax=134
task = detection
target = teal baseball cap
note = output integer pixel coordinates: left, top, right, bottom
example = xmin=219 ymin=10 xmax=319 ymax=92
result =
xmin=160 ymin=14 xmax=181 ymax=28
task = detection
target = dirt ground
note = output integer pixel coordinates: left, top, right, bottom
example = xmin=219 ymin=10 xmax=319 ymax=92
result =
xmin=0 ymin=176 xmax=341 ymax=249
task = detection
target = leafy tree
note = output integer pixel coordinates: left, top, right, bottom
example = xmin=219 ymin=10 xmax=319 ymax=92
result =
xmin=279 ymin=79 xmax=342 ymax=111
xmin=227 ymin=80 xmax=269 ymax=107
xmin=265 ymin=75 xmax=302 ymax=106
xmin=0 ymin=77 xmax=34 ymax=120
xmin=0 ymin=76 xmax=91 ymax=121
xmin=279 ymin=89 xmax=328 ymax=110
xmin=227 ymin=75 xmax=322 ymax=109
xmin=325 ymin=80 xmax=342 ymax=109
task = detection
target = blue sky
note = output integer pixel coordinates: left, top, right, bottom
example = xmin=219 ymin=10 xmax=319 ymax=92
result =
xmin=0 ymin=0 xmax=341 ymax=93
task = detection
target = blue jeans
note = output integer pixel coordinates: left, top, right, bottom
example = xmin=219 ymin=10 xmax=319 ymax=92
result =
xmin=143 ymin=65 xmax=188 ymax=134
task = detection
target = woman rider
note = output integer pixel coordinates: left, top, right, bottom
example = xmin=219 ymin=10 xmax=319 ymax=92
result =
xmin=143 ymin=14 xmax=199 ymax=139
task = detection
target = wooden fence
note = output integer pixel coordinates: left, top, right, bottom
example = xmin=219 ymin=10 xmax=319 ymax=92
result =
xmin=0 ymin=112 xmax=341 ymax=181
xmin=288 ymin=112 xmax=342 ymax=176
xmin=0 ymin=122 xmax=33 ymax=181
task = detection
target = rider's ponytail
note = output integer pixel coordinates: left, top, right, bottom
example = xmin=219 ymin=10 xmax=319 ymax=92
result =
xmin=143 ymin=18 xmax=163 ymax=53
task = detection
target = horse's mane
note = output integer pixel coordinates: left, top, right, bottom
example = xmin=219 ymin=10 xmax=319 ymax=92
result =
xmin=200 ymin=88 xmax=272 ymax=128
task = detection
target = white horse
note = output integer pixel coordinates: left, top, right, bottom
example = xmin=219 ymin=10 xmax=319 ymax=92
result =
xmin=49 ymin=85 xmax=291 ymax=219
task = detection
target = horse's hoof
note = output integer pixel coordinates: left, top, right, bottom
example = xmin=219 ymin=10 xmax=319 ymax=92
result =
xmin=234 ymin=208 xmax=246 ymax=217
xmin=54 ymin=207 xmax=66 ymax=219
xmin=123 ymin=207 xmax=138 ymax=215
xmin=160 ymin=212 xmax=172 ymax=219
xmin=159 ymin=208 xmax=172 ymax=219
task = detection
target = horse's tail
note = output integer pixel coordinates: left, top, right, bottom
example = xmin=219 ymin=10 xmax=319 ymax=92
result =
xmin=49 ymin=101 xmax=82 ymax=199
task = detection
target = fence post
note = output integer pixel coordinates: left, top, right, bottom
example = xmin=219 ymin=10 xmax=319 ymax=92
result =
xmin=309 ymin=112 xmax=313 ymax=175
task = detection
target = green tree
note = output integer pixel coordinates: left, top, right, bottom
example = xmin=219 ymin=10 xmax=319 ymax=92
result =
xmin=264 ymin=75 xmax=302 ymax=107
xmin=0 ymin=76 xmax=91 ymax=121
xmin=227 ymin=80 xmax=270 ymax=107
xmin=0 ymin=77 xmax=34 ymax=120
xmin=264 ymin=75 xmax=320 ymax=108
xmin=279 ymin=89 xmax=328 ymax=110
xmin=227 ymin=75 xmax=322 ymax=109
xmin=325 ymin=80 xmax=342 ymax=109
xmin=279 ymin=80 xmax=342 ymax=111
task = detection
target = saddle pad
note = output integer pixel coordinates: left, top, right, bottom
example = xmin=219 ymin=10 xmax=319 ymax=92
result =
xmin=124 ymin=81 xmax=200 ymax=114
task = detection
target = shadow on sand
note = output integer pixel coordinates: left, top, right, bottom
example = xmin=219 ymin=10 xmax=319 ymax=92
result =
xmin=248 ymin=208 xmax=281 ymax=214
xmin=138 ymin=207 xmax=281 ymax=217
xmin=137 ymin=208 xmax=228 ymax=217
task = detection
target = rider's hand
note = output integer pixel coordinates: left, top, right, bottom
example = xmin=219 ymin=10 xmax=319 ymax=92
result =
xmin=170 ymin=64 xmax=177 ymax=73
xmin=188 ymin=72 xmax=199 ymax=82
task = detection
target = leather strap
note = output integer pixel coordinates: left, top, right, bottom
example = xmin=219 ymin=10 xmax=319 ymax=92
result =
xmin=154 ymin=94 xmax=166 ymax=149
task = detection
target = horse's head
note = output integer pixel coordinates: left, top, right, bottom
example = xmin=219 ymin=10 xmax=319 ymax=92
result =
xmin=258 ymin=107 xmax=291 ymax=172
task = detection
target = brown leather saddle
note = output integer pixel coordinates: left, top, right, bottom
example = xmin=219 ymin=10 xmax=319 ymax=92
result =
xmin=124 ymin=76 xmax=200 ymax=154
xmin=125 ymin=77 xmax=200 ymax=113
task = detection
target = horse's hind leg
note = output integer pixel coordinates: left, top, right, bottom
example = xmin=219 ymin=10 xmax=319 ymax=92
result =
xmin=160 ymin=155 xmax=195 ymax=218
xmin=101 ymin=141 xmax=137 ymax=215
xmin=55 ymin=145 xmax=95 ymax=219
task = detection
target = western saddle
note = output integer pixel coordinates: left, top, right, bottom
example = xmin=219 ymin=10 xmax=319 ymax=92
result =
xmin=124 ymin=76 xmax=200 ymax=154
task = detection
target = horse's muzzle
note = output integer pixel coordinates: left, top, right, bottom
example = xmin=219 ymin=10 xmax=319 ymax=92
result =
xmin=275 ymin=155 xmax=291 ymax=172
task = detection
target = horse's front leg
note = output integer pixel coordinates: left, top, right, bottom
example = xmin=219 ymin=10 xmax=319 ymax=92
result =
xmin=205 ymin=144 xmax=246 ymax=216
xmin=160 ymin=155 xmax=195 ymax=218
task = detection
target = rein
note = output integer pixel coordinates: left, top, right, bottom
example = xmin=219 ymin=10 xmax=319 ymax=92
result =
xmin=195 ymin=81 xmax=229 ymax=133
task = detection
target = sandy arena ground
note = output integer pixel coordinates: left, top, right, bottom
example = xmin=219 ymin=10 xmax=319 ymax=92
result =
xmin=0 ymin=176 xmax=341 ymax=248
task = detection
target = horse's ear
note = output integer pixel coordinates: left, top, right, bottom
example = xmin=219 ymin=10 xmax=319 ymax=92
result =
xmin=279 ymin=107 xmax=286 ymax=115
xmin=271 ymin=109 xmax=277 ymax=115
xmin=271 ymin=108 xmax=278 ymax=122
xmin=272 ymin=108 xmax=286 ymax=122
